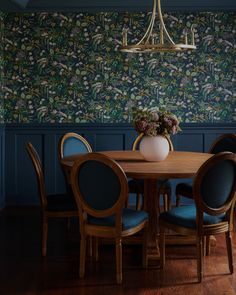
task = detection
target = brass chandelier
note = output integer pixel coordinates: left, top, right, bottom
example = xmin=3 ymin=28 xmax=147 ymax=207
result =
xmin=120 ymin=0 xmax=196 ymax=53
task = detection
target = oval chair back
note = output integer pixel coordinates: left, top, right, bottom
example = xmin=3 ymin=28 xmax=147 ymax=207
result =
xmin=193 ymin=152 xmax=236 ymax=227
xmin=58 ymin=132 xmax=92 ymax=161
xmin=26 ymin=142 xmax=47 ymax=209
xmin=209 ymin=134 xmax=236 ymax=154
xmin=132 ymin=133 xmax=174 ymax=152
xmin=70 ymin=153 xmax=128 ymax=227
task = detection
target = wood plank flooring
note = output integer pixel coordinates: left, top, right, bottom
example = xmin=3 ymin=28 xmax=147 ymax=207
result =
xmin=0 ymin=207 xmax=236 ymax=295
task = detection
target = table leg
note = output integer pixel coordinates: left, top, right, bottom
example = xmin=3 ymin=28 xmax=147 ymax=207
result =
xmin=144 ymin=179 xmax=160 ymax=264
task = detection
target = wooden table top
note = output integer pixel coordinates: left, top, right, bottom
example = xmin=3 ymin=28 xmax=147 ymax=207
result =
xmin=61 ymin=150 xmax=213 ymax=179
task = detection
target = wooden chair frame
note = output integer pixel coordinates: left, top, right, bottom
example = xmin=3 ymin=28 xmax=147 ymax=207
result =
xmin=130 ymin=133 xmax=173 ymax=211
xmin=58 ymin=132 xmax=92 ymax=161
xmin=176 ymin=133 xmax=236 ymax=207
xmin=26 ymin=142 xmax=78 ymax=257
xmin=70 ymin=152 xmax=148 ymax=284
xmin=160 ymin=152 xmax=236 ymax=282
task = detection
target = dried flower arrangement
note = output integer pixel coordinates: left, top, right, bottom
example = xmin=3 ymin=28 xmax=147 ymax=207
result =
xmin=132 ymin=107 xmax=181 ymax=137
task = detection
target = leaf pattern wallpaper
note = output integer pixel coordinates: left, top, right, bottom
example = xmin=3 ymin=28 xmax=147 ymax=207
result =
xmin=0 ymin=12 xmax=4 ymax=123
xmin=1 ymin=12 xmax=236 ymax=123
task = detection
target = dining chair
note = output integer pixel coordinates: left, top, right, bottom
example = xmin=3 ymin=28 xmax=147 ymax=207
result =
xmin=176 ymin=133 xmax=236 ymax=207
xmin=159 ymin=152 xmax=236 ymax=282
xmin=70 ymin=152 xmax=148 ymax=284
xmin=26 ymin=142 xmax=78 ymax=257
xmin=58 ymin=132 xmax=94 ymax=253
xmin=128 ymin=133 xmax=173 ymax=211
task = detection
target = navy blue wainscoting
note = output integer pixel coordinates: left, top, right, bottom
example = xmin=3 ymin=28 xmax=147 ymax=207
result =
xmin=0 ymin=124 xmax=5 ymax=209
xmin=4 ymin=123 xmax=236 ymax=207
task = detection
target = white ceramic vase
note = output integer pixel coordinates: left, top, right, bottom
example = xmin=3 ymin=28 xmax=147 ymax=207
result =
xmin=139 ymin=135 xmax=169 ymax=162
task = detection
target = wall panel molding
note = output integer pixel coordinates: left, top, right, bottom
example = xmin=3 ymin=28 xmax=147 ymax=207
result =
xmin=4 ymin=123 xmax=236 ymax=206
xmin=0 ymin=124 xmax=5 ymax=209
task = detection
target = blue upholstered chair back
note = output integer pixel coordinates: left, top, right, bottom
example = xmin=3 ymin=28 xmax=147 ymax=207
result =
xmin=78 ymin=160 xmax=121 ymax=211
xmin=210 ymin=134 xmax=236 ymax=154
xmin=63 ymin=137 xmax=90 ymax=157
xmin=70 ymin=153 xmax=128 ymax=218
xmin=194 ymin=152 xmax=236 ymax=213
xmin=200 ymin=160 xmax=235 ymax=209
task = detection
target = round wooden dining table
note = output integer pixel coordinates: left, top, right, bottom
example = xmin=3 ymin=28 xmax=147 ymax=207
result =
xmin=61 ymin=150 xmax=212 ymax=265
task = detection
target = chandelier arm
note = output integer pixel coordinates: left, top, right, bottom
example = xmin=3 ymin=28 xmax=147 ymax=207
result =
xmin=143 ymin=13 xmax=155 ymax=44
xmin=137 ymin=14 xmax=155 ymax=45
xmin=157 ymin=0 xmax=175 ymax=45
xmin=137 ymin=0 xmax=156 ymax=45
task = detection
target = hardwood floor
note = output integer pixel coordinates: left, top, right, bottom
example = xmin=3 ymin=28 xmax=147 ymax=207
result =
xmin=0 ymin=207 xmax=236 ymax=295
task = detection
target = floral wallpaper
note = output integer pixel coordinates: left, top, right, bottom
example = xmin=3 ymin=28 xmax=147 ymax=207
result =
xmin=0 ymin=12 xmax=4 ymax=123
xmin=2 ymin=12 xmax=236 ymax=123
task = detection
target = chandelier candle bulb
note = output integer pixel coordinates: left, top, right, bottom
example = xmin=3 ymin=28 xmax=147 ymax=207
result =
xmin=191 ymin=26 xmax=195 ymax=46
xmin=160 ymin=25 xmax=164 ymax=45
xmin=151 ymin=34 xmax=155 ymax=45
xmin=184 ymin=32 xmax=188 ymax=45
xmin=122 ymin=28 xmax=128 ymax=46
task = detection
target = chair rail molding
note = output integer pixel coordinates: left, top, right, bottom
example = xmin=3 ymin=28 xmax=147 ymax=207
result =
xmin=3 ymin=122 xmax=236 ymax=207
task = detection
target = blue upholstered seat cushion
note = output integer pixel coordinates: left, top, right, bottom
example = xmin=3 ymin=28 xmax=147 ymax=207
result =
xmin=128 ymin=179 xmax=171 ymax=194
xmin=46 ymin=194 xmax=77 ymax=212
xmin=176 ymin=182 xmax=193 ymax=198
xmin=88 ymin=208 xmax=148 ymax=230
xmin=159 ymin=205 xmax=225 ymax=229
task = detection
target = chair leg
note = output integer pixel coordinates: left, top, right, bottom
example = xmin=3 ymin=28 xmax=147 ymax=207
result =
xmin=163 ymin=192 xmax=171 ymax=211
xmin=79 ymin=235 xmax=87 ymax=278
xmin=93 ymin=237 xmax=99 ymax=262
xmin=163 ymin=194 xmax=168 ymax=211
xmin=136 ymin=193 xmax=142 ymax=210
xmin=42 ymin=216 xmax=48 ymax=257
xmin=226 ymin=231 xmax=234 ymax=274
xmin=157 ymin=193 xmax=161 ymax=214
xmin=115 ymin=238 xmax=122 ymax=284
xmin=167 ymin=192 xmax=172 ymax=210
xmin=202 ymin=236 xmax=206 ymax=257
xmin=176 ymin=194 xmax=181 ymax=207
xmin=159 ymin=225 xmax=165 ymax=269
xmin=142 ymin=226 xmax=148 ymax=268
xmin=87 ymin=236 xmax=93 ymax=257
xmin=197 ymin=236 xmax=203 ymax=282
xmin=205 ymin=235 xmax=210 ymax=256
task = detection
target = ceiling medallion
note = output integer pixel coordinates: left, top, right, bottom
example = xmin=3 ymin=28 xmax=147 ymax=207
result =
xmin=120 ymin=0 xmax=196 ymax=53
